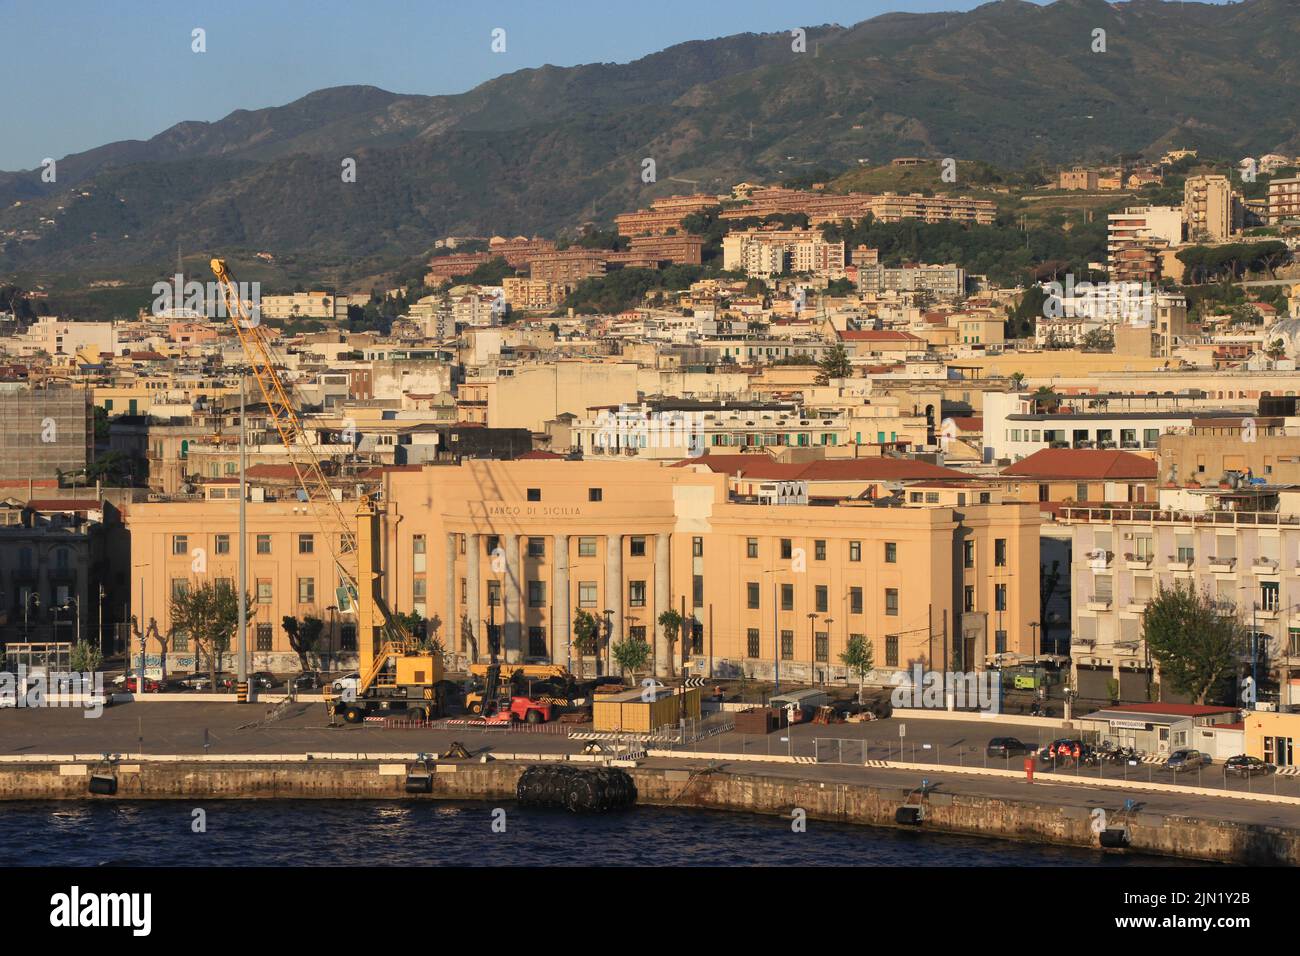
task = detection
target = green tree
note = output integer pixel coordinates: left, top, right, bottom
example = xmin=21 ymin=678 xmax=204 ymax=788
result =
xmin=1079 ymin=326 xmax=1114 ymax=351
xmin=572 ymin=610 xmax=601 ymax=658
xmin=657 ymin=609 xmax=684 ymax=678
xmin=169 ymin=580 xmax=252 ymax=688
xmin=612 ymin=636 xmax=651 ymax=677
xmin=70 ymin=639 xmax=103 ymax=674
xmin=281 ymin=615 xmax=325 ymax=672
xmin=1141 ymin=584 xmax=1246 ymax=704
xmin=818 ymin=343 xmax=852 ymax=381
xmin=839 ymin=633 xmax=875 ymax=703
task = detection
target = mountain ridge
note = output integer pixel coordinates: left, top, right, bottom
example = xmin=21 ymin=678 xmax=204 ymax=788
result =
xmin=3 ymin=0 xmax=1296 ymax=275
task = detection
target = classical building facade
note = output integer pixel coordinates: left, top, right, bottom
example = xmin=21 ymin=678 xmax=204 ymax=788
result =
xmin=127 ymin=459 xmax=1041 ymax=685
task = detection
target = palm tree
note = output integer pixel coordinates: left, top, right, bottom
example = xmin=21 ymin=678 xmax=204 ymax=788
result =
xmin=657 ymin=609 xmax=684 ymax=678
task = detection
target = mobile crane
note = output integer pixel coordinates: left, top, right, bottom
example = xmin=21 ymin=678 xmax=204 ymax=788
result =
xmin=210 ymin=258 xmax=443 ymax=723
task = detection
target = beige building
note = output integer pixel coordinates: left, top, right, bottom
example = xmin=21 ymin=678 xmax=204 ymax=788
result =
xmin=125 ymin=498 xmax=355 ymax=673
xmin=456 ymin=363 xmax=639 ymax=432
xmin=1157 ymin=417 xmax=1300 ymax=485
xmin=127 ymin=459 xmax=1040 ymax=684
xmin=377 ymin=459 xmax=1040 ymax=680
xmin=1184 ymin=175 xmax=1235 ymax=242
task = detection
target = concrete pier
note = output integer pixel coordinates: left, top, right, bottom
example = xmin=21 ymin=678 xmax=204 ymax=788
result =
xmin=2 ymin=757 xmax=1296 ymax=865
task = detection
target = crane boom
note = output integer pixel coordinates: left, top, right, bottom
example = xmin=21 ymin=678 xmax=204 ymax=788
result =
xmin=210 ymin=258 xmax=438 ymax=702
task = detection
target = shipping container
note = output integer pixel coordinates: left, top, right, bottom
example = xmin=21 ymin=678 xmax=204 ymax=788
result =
xmin=593 ymin=686 xmax=702 ymax=733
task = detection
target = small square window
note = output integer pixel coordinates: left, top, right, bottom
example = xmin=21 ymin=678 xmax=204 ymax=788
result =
xmin=527 ymin=488 xmax=541 ymax=502
xmin=630 ymin=537 xmax=647 ymax=557
xmin=885 ymin=542 xmax=897 ymax=563
xmin=588 ymin=488 xmax=602 ymax=502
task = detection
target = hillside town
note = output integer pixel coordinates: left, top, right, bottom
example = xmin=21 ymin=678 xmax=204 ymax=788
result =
xmin=3 ymin=145 xmax=1300 ymax=751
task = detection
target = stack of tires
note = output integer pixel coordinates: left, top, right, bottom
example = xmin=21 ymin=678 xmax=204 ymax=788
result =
xmin=516 ymin=765 xmax=637 ymax=813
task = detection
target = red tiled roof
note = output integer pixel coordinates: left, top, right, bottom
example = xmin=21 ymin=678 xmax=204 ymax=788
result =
xmin=244 ymin=464 xmax=303 ymax=480
xmin=676 ymin=453 xmax=969 ymax=482
xmin=1001 ymin=448 xmax=1157 ymax=480
xmin=1108 ymin=703 xmax=1237 ymax=718
xmin=950 ymin=416 xmax=982 ymax=431
xmin=838 ymin=330 xmax=924 ymax=343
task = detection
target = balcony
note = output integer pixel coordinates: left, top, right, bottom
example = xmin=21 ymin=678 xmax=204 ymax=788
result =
xmin=1207 ymin=555 xmax=1237 ymax=572
xmin=1087 ymin=595 xmax=1113 ymax=611
xmin=1124 ymin=553 xmax=1153 ymax=570
xmin=1167 ymin=554 xmax=1195 ymax=572
xmin=1252 ymin=557 xmax=1280 ymax=575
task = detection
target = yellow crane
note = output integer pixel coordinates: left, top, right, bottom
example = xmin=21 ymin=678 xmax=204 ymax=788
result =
xmin=210 ymin=257 xmax=443 ymax=720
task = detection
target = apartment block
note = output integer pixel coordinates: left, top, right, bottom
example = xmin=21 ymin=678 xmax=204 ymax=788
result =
xmin=1107 ymin=206 xmax=1183 ymax=283
xmin=1060 ymin=490 xmax=1300 ymax=708
xmin=528 ymin=250 xmax=607 ymax=287
xmin=1268 ymin=176 xmax=1300 ymax=225
xmin=1183 ymin=174 xmax=1234 ymax=242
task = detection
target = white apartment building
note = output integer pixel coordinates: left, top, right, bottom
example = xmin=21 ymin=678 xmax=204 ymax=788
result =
xmin=982 ymin=390 xmax=1251 ymax=462
xmin=1107 ymin=205 xmax=1183 ymax=280
xmin=8 ymin=317 xmax=119 ymax=358
xmin=1060 ymin=487 xmax=1300 ymax=708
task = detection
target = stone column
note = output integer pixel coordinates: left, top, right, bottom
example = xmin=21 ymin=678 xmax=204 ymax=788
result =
xmin=445 ymin=533 xmax=457 ymax=663
xmin=605 ymin=534 xmax=623 ymax=677
xmin=553 ymin=535 xmax=570 ymax=670
xmin=466 ymin=533 xmax=480 ymax=663
xmin=504 ymin=534 xmax=521 ymax=663
xmin=654 ymin=532 xmax=672 ymax=678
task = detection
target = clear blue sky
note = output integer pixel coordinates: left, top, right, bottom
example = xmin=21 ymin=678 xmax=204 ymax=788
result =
xmin=2 ymin=0 xmax=1225 ymax=171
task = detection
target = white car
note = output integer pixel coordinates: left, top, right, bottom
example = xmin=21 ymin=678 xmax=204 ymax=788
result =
xmin=331 ymin=673 xmax=359 ymax=694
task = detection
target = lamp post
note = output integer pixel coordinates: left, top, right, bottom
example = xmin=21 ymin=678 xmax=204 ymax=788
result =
xmin=762 ymin=569 xmax=782 ymax=694
xmin=24 ymin=591 xmax=39 ymax=638
xmin=97 ymin=584 xmax=106 ymax=658
xmin=602 ymin=608 xmax=613 ymax=680
xmin=326 ymin=604 xmax=337 ymax=673
xmin=822 ymin=617 xmax=834 ymax=686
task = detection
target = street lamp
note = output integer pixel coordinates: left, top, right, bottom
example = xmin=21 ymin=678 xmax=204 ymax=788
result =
xmin=61 ymin=595 xmax=80 ymax=646
xmin=97 ymin=584 xmax=106 ymax=657
xmin=23 ymin=591 xmax=39 ymax=637
xmin=325 ymin=604 xmax=337 ymax=673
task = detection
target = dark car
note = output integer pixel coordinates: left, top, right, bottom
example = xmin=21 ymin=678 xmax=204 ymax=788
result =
xmin=219 ymin=672 xmax=276 ymax=691
xmin=1223 ymin=755 xmax=1275 ymax=778
xmin=986 ymin=737 xmax=1034 ymax=758
xmin=292 ymin=672 xmax=323 ymax=690
xmin=1040 ymin=738 xmax=1092 ymax=764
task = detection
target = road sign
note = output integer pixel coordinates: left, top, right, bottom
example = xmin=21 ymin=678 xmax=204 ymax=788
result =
xmin=899 ymin=723 xmax=906 ymax=738
xmin=684 ymin=677 xmax=706 ymax=688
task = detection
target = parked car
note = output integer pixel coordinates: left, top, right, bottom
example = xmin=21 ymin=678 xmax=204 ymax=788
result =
xmin=1223 ymin=755 xmax=1276 ymax=778
xmin=1040 ymin=738 xmax=1093 ymax=764
xmin=293 ymin=672 xmax=323 ymax=690
xmin=986 ymin=737 xmax=1034 ymax=758
xmin=331 ymin=672 xmax=360 ymax=694
xmin=120 ymin=676 xmax=162 ymax=693
xmin=1165 ymin=748 xmax=1210 ymax=773
xmin=178 ymin=673 xmax=213 ymax=690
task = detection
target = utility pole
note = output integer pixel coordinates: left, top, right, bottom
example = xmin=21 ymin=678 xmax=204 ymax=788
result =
xmin=772 ymin=577 xmax=780 ymax=694
xmin=236 ymin=371 xmax=248 ymax=695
